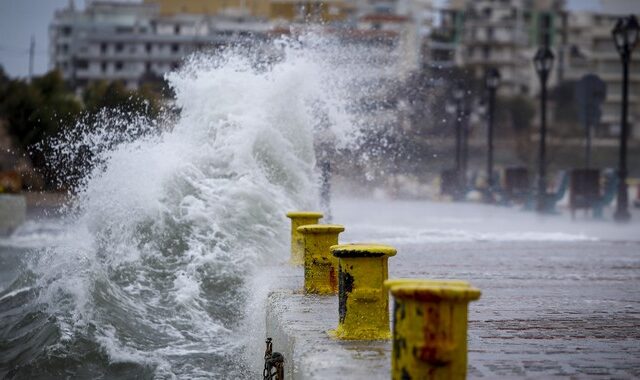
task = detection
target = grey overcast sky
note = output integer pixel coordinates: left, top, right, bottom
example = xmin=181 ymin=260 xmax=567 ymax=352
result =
xmin=0 ymin=0 xmax=88 ymax=78
xmin=0 ymin=0 xmax=636 ymax=79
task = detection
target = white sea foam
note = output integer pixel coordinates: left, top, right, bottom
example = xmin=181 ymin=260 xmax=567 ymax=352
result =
xmin=21 ymin=33 xmax=376 ymax=378
xmin=0 ymin=286 xmax=32 ymax=302
xmin=348 ymin=224 xmax=598 ymax=244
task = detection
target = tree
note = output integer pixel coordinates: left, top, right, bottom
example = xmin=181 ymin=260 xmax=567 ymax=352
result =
xmin=0 ymin=65 xmax=9 ymax=93
xmin=0 ymin=70 xmax=166 ymax=190
xmin=0 ymin=71 xmax=82 ymax=188
xmin=0 ymin=71 xmax=82 ymax=152
xmin=82 ymin=80 xmax=161 ymax=118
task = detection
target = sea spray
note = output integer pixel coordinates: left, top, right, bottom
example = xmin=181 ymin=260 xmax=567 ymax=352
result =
xmin=1 ymin=32 xmax=403 ymax=378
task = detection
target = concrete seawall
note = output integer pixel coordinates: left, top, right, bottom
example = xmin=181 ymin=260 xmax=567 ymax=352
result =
xmin=265 ymin=273 xmax=390 ymax=379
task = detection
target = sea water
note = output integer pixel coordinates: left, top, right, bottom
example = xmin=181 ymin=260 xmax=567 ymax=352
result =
xmin=0 ymin=33 xmax=386 ymax=379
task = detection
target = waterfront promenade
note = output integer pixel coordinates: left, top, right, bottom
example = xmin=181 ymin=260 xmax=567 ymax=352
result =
xmin=266 ymin=198 xmax=640 ymax=378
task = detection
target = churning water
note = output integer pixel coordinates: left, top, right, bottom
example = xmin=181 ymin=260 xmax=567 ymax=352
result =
xmin=0 ymin=33 xmax=384 ymax=379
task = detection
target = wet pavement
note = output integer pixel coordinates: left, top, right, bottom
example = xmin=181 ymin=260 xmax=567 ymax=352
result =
xmin=401 ymin=240 xmax=640 ymax=378
xmin=266 ymin=198 xmax=640 ymax=378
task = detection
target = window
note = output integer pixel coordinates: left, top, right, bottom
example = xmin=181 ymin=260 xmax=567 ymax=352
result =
xmin=171 ymin=44 xmax=179 ymax=53
xmin=483 ymin=46 xmax=490 ymax=59
xmin=116 ymin=43 xmax=123 ymax=52
xmin=115 ymin=61 xmax=123 ymax=71
xmin=116 ymin=26 xmax=133 ymax=34
xmin=74 ymin=59 xmax=88 ymax=69
xmin=62 ymin=26 xmax=72 ymax=36
xmin=174 ymin=25 xmax=181 ymax=35
xmin=145 ymin=62 xmax=151 ymax=72
xmin=146 ymin=43 xmax=152 ymax=53
xmin=101 ymin=43 xmax=107 ymax=53
xmin=101 ymin=62 xmax=107 ymax=72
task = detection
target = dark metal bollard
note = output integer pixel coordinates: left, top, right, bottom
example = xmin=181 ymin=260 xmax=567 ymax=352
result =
xmin=504 ymin=166 xmax=530 ymax=204
xmin=570 ymin=168 xmax=600 ymax=217
xmin=329 ymin=243 xmax=397 ymax=340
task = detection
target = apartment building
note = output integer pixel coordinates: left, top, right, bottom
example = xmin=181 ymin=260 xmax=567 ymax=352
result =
xmin=427 ymin=0 xmax=564 ymax=97
xmin=424 ymin=0 xmax=639 ymax=138
xmin=563 ymin=10 xmax=640 ymax=137
xmin=145 ymin=0 xmax=353 ymax=22
xmin=50 ymin=1 xmax=271 ymax=90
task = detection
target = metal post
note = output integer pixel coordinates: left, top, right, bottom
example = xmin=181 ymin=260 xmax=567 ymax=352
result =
xmin=386 ymin=279 xmax=481 ymax=380
xmin=297 ymin=224 xmax=344 ymax=295
xmin=329 ymin=244 xmax=396 ymax=340
xmin=585 ymin=120 xmax=592 ymax=168
xmin=536 ymin=74 xmax=548 ymax=212
xmin=487 ymin=86 xmax=496 ymax=200
xmin=285 ymin=211 xmax=323 ymax=265
xmin=534 ymin=14 xmax=553 ymax=213
xmin=28 ymin=36 xmax=35 ymax=84
xmin=461 ymin=109 xmax=468 ymax=188
xmin=455 ymin=98 xmax=462 ymax=176
xmin=320 ymin=160 xmax=332 ymax=222
xmin=614 ymin=52 xmax=630 ymax=221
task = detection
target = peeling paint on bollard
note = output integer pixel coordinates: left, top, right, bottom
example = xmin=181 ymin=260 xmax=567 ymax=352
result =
xmin=329 ymin=243 xmax=397 ymax=340
xmin=297 ymin=224 xmax=345 ymax=295
xmin=286 ymin=211 xmax=323 ymax=265
xmin=385 ymin=279 xmax=481 ymax=380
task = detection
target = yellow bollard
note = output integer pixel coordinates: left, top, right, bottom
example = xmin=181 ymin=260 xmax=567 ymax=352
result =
xmin=297 ymin=224 xmax=345 ymax=295
xmin=329 ymin=243 xmax=397 ymax=340
xmin=286 ymin=211 xmax=323 ymax=265
xmin=385 ymin=279 xmax=481 ymax=380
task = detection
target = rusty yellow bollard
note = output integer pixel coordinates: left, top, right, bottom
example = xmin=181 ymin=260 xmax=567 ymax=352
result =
xmin=297 ymin=224 xmax=345 ymax=295
xmin=286 ymin=211 xmax=323 ymax=265
xmin=329 ymin=243 xmax=397 ymax=340
xmin=385 ymin=279 xmax=481 ymax=380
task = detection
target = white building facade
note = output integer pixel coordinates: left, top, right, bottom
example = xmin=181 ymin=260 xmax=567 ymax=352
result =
xmin=50 ymin=1 xmax=271 ymax=90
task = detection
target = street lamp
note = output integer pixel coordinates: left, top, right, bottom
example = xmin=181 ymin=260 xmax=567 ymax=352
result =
xmin=444 ymin=86 xmax=466 ymax=200
xmin=484 ymin=68 xmax=500 ymax=202
xmin=452 ymin=86 xmax=465 ymax=174
xmin=611 ymin=15 xmax=639 ymax=222
xmin=533 ymin=46 xmax=554 ymax=212
xmin=453 ymin=86 xmax=466 ymax=199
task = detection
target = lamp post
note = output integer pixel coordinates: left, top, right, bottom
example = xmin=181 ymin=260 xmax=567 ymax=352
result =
xmin=453 ymin=86 xmax=465 ymax=198
xmin=446 ymin=86 xmax=466 ymax=199
xmin=612 ymin=15 xmax=639 ymax=222
xmin=484 ymin=68 xmax=500 ymax=202
xmin=452 ymin=87 xmax=465 ymax=176
xmin=533 ymin=47 xmax=555 ymax=212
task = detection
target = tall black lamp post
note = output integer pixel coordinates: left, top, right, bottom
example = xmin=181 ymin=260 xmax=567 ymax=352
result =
xmin=612 ymin=15 xmax=639 ymax=222
xmin=533 ymin=47 xmax=555 ymax=212
xmin=484 ymin=68 xmax=500 ymax=202
xmin=453 ymin=86 xmax=465 ymax=179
